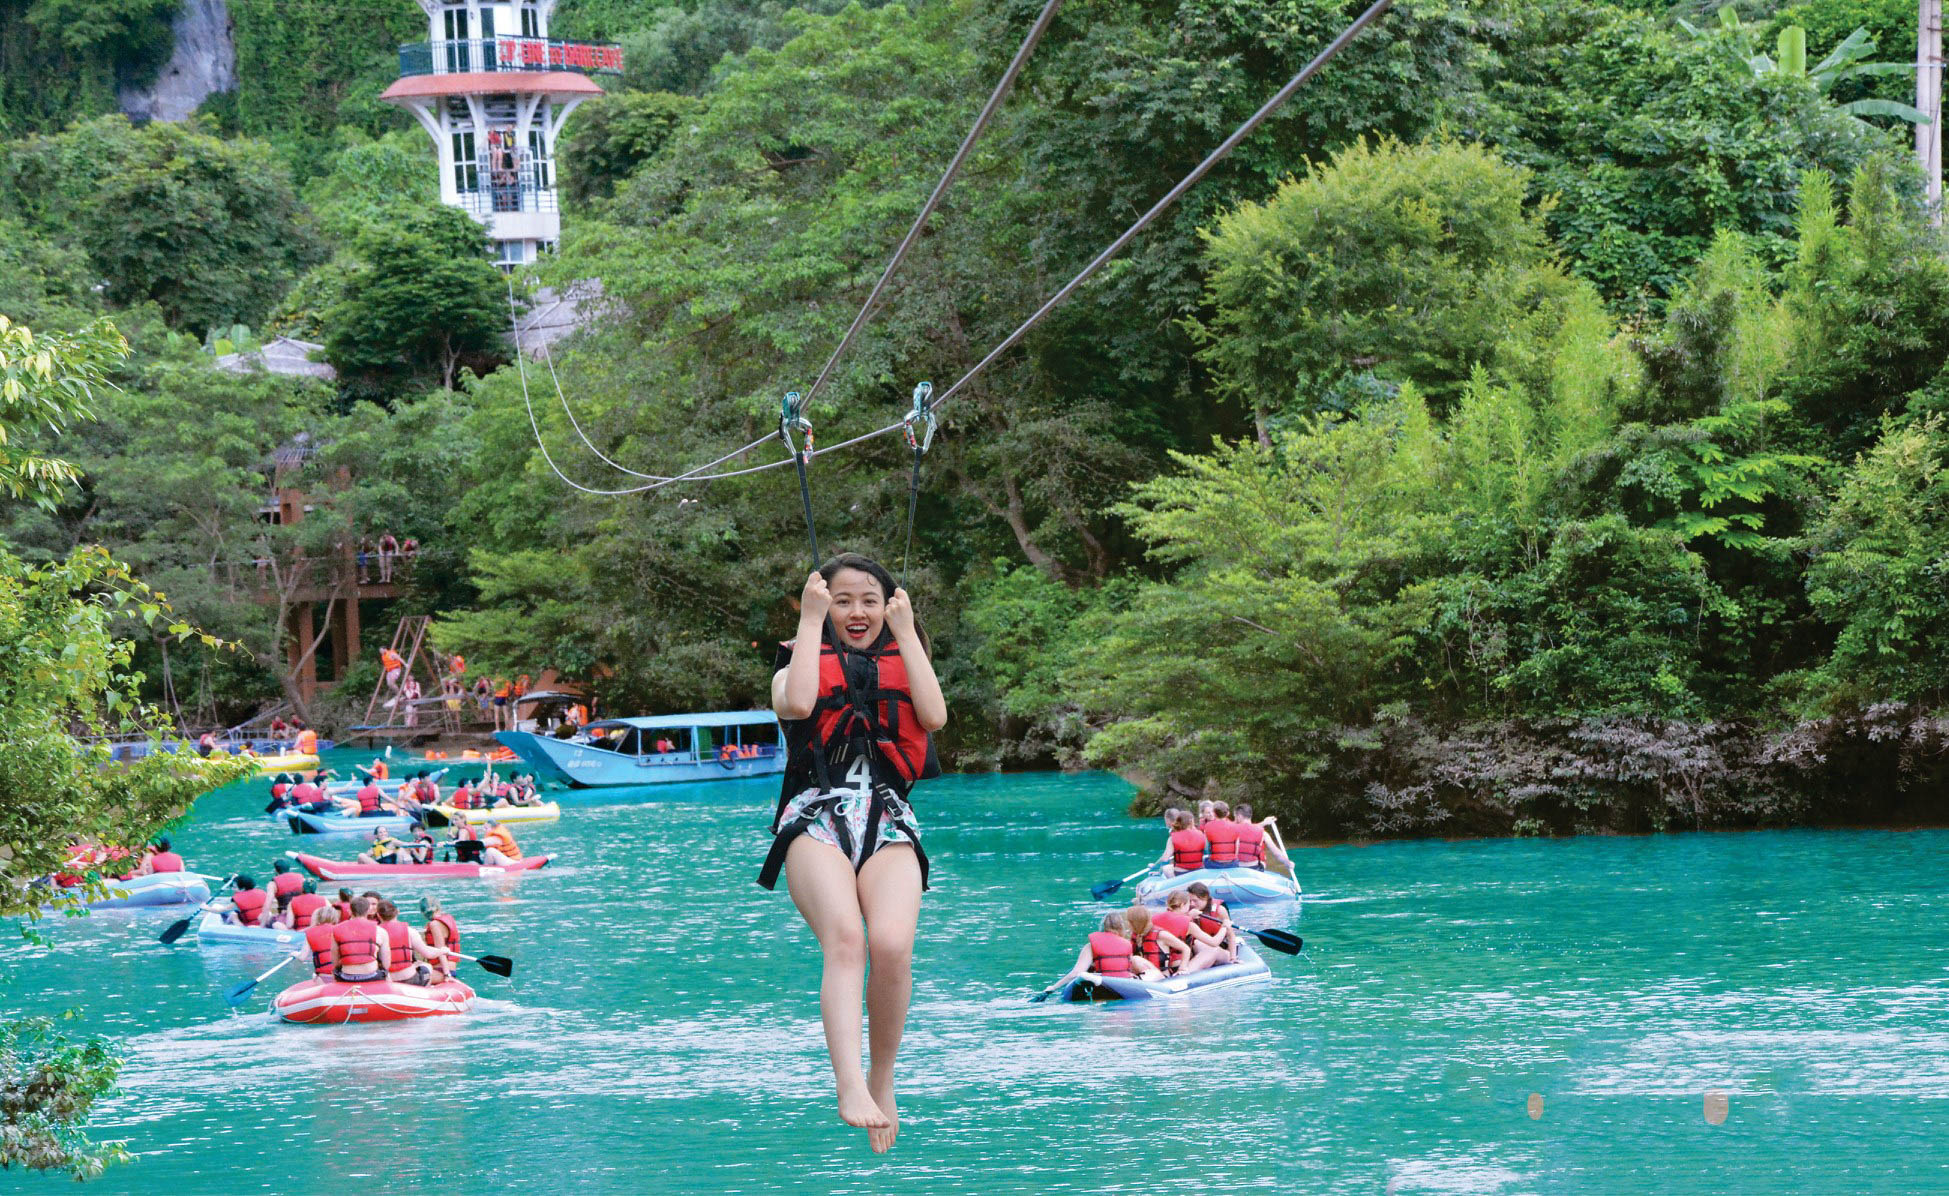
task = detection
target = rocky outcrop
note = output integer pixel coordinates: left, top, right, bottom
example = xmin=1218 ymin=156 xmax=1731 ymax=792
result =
xmin=119 ymin=0 xmax=235 ymax=124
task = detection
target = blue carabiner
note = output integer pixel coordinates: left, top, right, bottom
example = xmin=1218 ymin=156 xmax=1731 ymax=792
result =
xmin=903 ymin=381 xmax=935 ymax=454
xmin=780 ymin=391 xmax=814 ymax=456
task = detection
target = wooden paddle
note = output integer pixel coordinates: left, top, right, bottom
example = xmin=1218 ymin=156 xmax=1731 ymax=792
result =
xmin=224 ymin=950 xmax=302 ymax=1006
xmin=158 ymin=875 xmax=237 ymax=944
xmin=1090 ymin=861 xmax=1160 ymax=901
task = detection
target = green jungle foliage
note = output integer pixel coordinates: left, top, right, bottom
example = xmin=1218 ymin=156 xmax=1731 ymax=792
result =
xmin=0 ymin=0 xmax=1942 ymax=839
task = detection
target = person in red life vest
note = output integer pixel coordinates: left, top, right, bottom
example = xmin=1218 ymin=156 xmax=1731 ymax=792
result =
xmin=269 ymin=857 xmax=304 ymax=901
xmin=1157 ymin=808 xmax=1207 ymax=877
xmin=420 ymin=896 xmax=461 ymax=980
xmin=287 ymin=776 xmax=330 ymax=813
xmin=334 ymin=888 xmax=357 ymax=922
xmin=1051 ymin=911 xmax=1165 ymax=991
xmin=402 ymin=827 xmax=437 ymax=865
xmin=1124 ymin=904 xmax=1195 ymax=977
xmin=300 ymin=904 xmax=339 ymax=979
xmin=1185 ymin=882 xmax=1238 ymax=962
xmin=374 ymin=898 xmax=440 ymax=986
xmin=222 ymin=876 xmax=271 ymax=927
xmin=266 ymin=773 xmax=293 ymax=812
xmin=139 ymin=836 xmax=185 ymax=876
xmin=1202 ymin=801 xmax=1243 ymax=868
xmin=281 ymin=879 xmax=330 ymax=931
xmin=338 ymin=777 xmax=394 ymax=820
xmin=269 ymin=714 xmax=288 ymax=740
xmin=762 ymin=553 xmax=948 ymax=1154
xmin=449 ymin=821 xmax=485 ymax=864
xmin=1155 ymin=891 xmax=1231 ymax=974
xmin=332 ymin=896 xmax=388 ymax=983
xmin=1230 ymin=803 xmax=1292 ymax=872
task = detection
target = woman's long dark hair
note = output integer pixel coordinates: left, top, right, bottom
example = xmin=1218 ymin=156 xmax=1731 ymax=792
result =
xmin=816 ymin=552 xmax=928 ymax=654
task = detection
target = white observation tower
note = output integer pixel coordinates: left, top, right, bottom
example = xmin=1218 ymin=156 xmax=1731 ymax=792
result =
xmin=381 ymin=2 xmax=622 ymax=269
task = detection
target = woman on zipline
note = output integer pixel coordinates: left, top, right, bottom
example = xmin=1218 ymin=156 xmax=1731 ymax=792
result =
xmin=760 ymin=552 xmax=946 ymax=1153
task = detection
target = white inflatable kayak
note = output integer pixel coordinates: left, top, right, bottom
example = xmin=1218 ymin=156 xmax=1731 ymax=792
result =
xmin=1059 ymin=943 xmax=1271 ymax=1002
xmin=196 ymin=911 xmax=306 ymax=948
xmin=1135 ymin=867 xmax=1300 ymax=906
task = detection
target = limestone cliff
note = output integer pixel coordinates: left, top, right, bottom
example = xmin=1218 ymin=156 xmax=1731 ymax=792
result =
xmin=119 ymin=0 xmax=235 ymax=123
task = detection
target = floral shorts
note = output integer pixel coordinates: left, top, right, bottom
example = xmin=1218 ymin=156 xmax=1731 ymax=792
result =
xmin=778 ymin=785 xmax=919 ymax=871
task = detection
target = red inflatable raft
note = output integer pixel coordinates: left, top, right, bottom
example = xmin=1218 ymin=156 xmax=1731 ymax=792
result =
xmin=291 ymin=852 xmax=553 ymax=881
xmin=273 ymin=977 xmax=477 ymax=1024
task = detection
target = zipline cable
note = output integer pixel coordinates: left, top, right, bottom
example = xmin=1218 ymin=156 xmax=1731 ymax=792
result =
xmin=924 ymin=0 xmax=1396 ymax=416
xmin=538 ymin=333 xmax=670 ymax=480
xmin=517 ymin=0 xmax=1393 ymax=496
xmin=800 ymin=0 xmax=1067 ymax=409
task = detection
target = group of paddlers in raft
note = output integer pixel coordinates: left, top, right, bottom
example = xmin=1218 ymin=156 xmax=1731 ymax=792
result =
xmin=1050 ymin=802 xmax=1291 ymax=986
xmin=210 ymin=859 xmax=467 ymax=987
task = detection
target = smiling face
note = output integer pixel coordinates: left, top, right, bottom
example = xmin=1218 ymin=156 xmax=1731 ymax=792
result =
xmin=826 ymin=567 xmax=887 ymax=648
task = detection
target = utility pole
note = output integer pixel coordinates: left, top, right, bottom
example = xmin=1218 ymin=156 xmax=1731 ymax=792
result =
xmin=1923 ymin=0 xmax=1943 ymax=221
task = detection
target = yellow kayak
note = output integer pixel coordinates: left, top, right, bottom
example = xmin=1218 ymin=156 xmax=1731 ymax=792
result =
xmin=424 ymin=802 xmax=560 ymax=826
xmin=251 ymin=752 xmax=319 ymax=774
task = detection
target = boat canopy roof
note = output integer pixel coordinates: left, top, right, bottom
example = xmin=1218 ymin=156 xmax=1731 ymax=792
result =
xmin=584 ymin=710 xmax=779 ymax=732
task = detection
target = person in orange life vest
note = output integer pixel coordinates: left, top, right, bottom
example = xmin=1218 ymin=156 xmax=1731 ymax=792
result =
xmin=357 ymin=827 xmax=406 ymax=866
xmin=367 ymin=757 xmax=391 ymax=782
xmin=420 ymin=895 xmax=461 ymax=980
xmin=299 ymin=904 xmax=339 ymax=979
xmin=1124 ymin=904 xmax=1195 ymax=977
xmin=332 ymin=897 xmax=388 ymax=983
xmin=380 ymin=647 xmax=404 ymax=692
xmin=1201 ymin=800 xmax=1243 ymax=868
xmin=279 ymin=879 xmax=330 ymax=931
xmin=492 ymin=678 xmax=511 ymax=730
xmin=449 ymin=652 xmax=466 ymax=678
xmin=139 ymin=836 xmax=185 ymax=876
xmin=765 ymin=553 xmax=948 ymax=1154
xmin=221 ymin=876 xmax=272 ymax=927
xmin=1052 ymin=911 xmax=1164 ymax=991
xmin=1185 ymin=881 xmax=1238 ymax=962
xmin=1154 ymin=891 xmax=1231 ymax=975
xmin=269 ymin=857 xmax=304 ymax=901
xmin=295 ymin=727 xmax=318 ymax=755
xmin=1230 ymin=802 xmax=1290 ymax=871
xmin=375 ymin=898 xmax=440 ymax=986
xmin=1157 ymin=808 xmax=1207 ymax=877
xmin=481 ymin=820 xmax=522 ymax=866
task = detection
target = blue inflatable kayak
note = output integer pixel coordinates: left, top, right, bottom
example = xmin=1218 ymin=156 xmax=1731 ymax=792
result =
xmin=287 ymin=810 xmax=417 ymax=836
xmin=1059 ymin=943 xmax=1271 ymax=1002
xmin=196 ymin=911 xmax=306 ymax=948
xmin=45 ymin=871 xmax=212 ymax=910
xmin=1135 ymin=867 xmax=1299 ymax=906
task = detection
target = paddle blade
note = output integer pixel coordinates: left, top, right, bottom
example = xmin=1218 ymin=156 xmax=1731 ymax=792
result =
xmin=223 ymin=979 xmax=259 ymax=1007
xmin=1089 ymin=881 xmax=1122 ymax=901
xmin=1252 ymin=928 xmax=1303 ymax=955
xmin=158 ymin=917 xmax=193 ymax=944
xmin=1028 ymin=988 xmax=1054 ymax=1004
xmin=473 ymin=954 xmax=514 ymax=978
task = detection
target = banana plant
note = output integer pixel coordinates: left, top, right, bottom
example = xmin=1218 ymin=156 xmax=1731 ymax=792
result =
xmin=1680 ymin=4 xmax=1930 ymax=124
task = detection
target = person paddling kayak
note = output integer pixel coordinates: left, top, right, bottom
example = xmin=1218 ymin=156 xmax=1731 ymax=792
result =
xmin=761 ymin=553 xmax=947 ymax=1154
xmin=420 ymin=896 xmax=460 ymax=980
xmin=219 ymin=875 xmax=270 ymax=927
xmin=1158 ymin=808 xmax=1206 ymax=877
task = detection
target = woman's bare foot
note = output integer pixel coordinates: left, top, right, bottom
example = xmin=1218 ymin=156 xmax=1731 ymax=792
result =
xmin=867 ymin=1071 xmax=898 ymax=1153
xmin=837 ymin=1078 xmax=891 ymax=1130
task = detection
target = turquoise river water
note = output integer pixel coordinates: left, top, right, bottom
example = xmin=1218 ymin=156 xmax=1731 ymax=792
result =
xmin=8 ymin=752 xmax=1949 ymax=1193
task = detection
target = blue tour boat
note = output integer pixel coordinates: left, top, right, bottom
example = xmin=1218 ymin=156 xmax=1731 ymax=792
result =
xmin=494 ymin=711 xmax=786 ymax=788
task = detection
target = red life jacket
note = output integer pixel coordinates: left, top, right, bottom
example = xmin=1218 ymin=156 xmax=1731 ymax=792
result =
xmin=802 ymin=637 xmax=930 ymax=791
xmin=271 ymin=782 xmax=289 ymax=799
xmin=1236 ymin=822 xmax=1267 ymax=866
xmin=1194 ymin=901 xmax=1229 ymax=938
xmin=232 ymin=888 xmax=269 ymax=927
xmin=1203 ymin=819 xmax=1242 ymax=865
xmin=304 ymin=923 xmax=336 ymax=978
xmin=1137 ymin=926 xmax=1166 ymax=970
xmin=335 ymin=901 xmax=354 ymax=922
xmin=1087 ymin=931 xmax=1136 ymax=978
xmin=272 ymin=871 xmax=303 ymax=898
xmin=148 ymin=851 xmax=184 ymax=874
xmin=333 ymin=918 xmax=381 ymax=973
xmin=1154 ymin=909 xmax=1195 ymax=943
xmin=1169 ymin=829 xmax=1206 ymax=870
xmin=425 ymin=912 xmax=459 ymax=958
xmin=356 ymin=785 xmax=383 ymax=814
xmin=289 ymin=892 xmax=328 ymax=929
xmin=379 ymin=918 xmax=414 ymax=973
xmin=455 ymin=824 xmax=482 ymax=842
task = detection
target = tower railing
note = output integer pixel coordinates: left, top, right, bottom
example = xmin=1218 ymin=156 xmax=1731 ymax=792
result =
xmin=399 ymin=37 xmax=624 ymax=78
